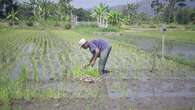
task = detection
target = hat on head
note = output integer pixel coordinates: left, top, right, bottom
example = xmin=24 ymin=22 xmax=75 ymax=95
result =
xmin=79 ymin=38 xmax=87 ymax=48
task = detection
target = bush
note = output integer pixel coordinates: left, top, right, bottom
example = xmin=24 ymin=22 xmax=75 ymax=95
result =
xmin=101 ymin=26 xmax=119 ymax=32
xmin=185 ymin=25 xmax=191 ymax=30
xmin=65 ymin=23 xmax=71 ymax=29
xmin=149 ymin=24 xmax=157 ymax=28
xmin=8 ymin=22 xmax=13 ymax=26
xmin=185 ymin=24 xmax=195 ymax=31
xmin=14 ymin=22 xmax=19 ymax=25
xmin=26 ymin=21 xmax=34 ymax=27
xmin=8 ymin=21 xmax=19 ymax=26
xmin=176 ymin=8 xmax=193 ymax=24
xmin=54 ymin=23 xmax=60 ymax=27
xmin=77 ymin=22 xmax=97 ymax=27
xmin=167 ymin=25 xmax=177 ymax=29
xmin=191 ymin=25 xmax=195 ymax=31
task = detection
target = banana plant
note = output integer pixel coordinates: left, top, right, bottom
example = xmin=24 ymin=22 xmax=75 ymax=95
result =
xmin=25 ymin=0 xmax=52 ymax=21
xmin=6 ymin=9 xmax=19 ymax=25
xmin=92 ymin=3 xmax=109 ymax=27
xmin=107 ymin=11 xmax=123 ymax=27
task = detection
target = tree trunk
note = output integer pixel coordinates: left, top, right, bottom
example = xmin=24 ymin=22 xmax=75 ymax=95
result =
xmin=167 ymin=0 xmax=176 ymax=23
xmin=100 ymin=16 xmax=102 ymax=26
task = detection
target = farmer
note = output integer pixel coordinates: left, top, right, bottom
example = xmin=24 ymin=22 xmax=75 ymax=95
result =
xmin=79 ymin=38 xmax=112 ymax=75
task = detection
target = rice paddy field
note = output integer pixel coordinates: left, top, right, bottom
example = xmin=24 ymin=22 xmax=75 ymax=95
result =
xmin=0 ymin=27 xmax=195 ymax=110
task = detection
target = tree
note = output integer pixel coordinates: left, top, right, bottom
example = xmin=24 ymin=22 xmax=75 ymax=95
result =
xmin=136 ymin=12 xmax=150 ymax=24
xmin=151 ymin=0 xmax=166 ymax=23
xmin=151 ymin=0 xmax=194 ymax=23
xmin=59 ymin=0 xmax=72 ymax=21
xmin=127 ymin=3 xmax=138 ymax=15
xmin=0 ymin=0 xmax=18 ymax=18
xmin=107 ymin=11 xmax=122 ymax=27
xmin=126 ymin=3 xmax=139 ymax=24
xmin=6 ymin=8 xmax=19 ymax=25
xmin=151 ymin=0 xmax=164 ymax=14
xmin=17 ymin=3 xmax=33 ymax=20
xmin=72 ymin=8 xmax=93 ymax=21
xmin=92 ymin=3 xmax=109 ymax=26
xmin=25 ymin=0 xmax=55 ymax=21
xmin=176 ymin=8 xmax=194 ymax=24
xmin=41 ymin=0 xmax=55 ymax=20
xmin=190 ymin=9 xmax=195 ymax=24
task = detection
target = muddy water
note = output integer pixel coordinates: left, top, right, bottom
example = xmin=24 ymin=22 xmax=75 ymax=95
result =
xmin=12 ymin=75 xmax=195 ymax=110
xmin=4 ymin=31 xmax=195 ymax=110
xmin=134 ymin=38 xmax=195 ymax=60
xmin=108 ymin=34 xmax=195 ymax=62
xmin=166 ymin=42 xmax=195 ymax=60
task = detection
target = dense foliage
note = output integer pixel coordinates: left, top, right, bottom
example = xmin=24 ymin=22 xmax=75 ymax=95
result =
xmin=0 ymin=0 xmax=195 ymax=27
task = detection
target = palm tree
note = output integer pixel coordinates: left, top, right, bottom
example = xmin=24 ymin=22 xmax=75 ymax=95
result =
xmin=92 ymin=3 xmax=109 ymax=27
xmin=107 ymin=11 xmax=122 ymax=27
xmin=6 ymin=8 xmax=19 ymax=25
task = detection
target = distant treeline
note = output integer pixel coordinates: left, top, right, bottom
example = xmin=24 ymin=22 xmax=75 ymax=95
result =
xmin=0 ymin=0 xmax=194 ymax=27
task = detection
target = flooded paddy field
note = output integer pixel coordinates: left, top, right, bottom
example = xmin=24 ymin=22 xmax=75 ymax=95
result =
xmin=101 ymin=31 xmax=195 ymax=66
xmin=0 ymin=29 xmax=195 ymax=110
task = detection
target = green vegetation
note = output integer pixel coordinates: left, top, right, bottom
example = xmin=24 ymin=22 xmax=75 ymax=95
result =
xmin=127 ymin=30 xmax=195 ymax=43
xmin=0 ymin=0 xmax=195 ymax=109
xmin=0 ymin=25 xmax=195 ymax=109
xmin=107 ymin=11 xmax=123 ymax=27
xmin=0 ymin=66 xmax=58 ymax=109
xmin=6 ymin=9 xmax=19 ymax=26
xmin=72 ymin=66 xmax=99 ymax=78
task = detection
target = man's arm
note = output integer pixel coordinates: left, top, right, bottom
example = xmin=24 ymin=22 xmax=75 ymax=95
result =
xmin=84 ymin=55 xmax=94 ymax=67
xmin=89 ymin=55 xmax=95 ymax=64
xmin=90 ymin=48 xmax=100 ymax=67
xmin=83 ymin=48 xmax=100 ymax=68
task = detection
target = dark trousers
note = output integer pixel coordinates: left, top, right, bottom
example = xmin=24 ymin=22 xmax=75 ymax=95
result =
xmin=98 ymin=44 xmax=112 ymax=74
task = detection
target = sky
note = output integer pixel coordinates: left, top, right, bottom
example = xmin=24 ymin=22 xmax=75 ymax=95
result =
xmin=18 ymin=0 xmax=195 ymax=9
xmin=70 ymin=0 xmax=141 ymax=9
xmin=17 ymin=0 xmax=141 ymax=9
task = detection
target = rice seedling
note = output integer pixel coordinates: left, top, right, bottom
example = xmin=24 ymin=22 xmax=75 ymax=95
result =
xmin=72 ymin=66 xmax=99 ymax=79
xmin=0 ymin=28 xmax=195 ymax=109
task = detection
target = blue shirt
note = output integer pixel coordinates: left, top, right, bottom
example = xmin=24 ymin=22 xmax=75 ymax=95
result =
xmin=89 ymin=39 xmax=108 ymax=55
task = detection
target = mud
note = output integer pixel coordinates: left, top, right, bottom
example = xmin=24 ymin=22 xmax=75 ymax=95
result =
xmin=11 ymin=77 xmax=195 ymax=110
xmin=2 ymin=30 xmax=195 ymax=110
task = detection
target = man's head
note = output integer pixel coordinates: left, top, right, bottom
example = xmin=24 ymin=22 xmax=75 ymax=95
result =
xmin=79 ymin=38 xmax=89 ymax=49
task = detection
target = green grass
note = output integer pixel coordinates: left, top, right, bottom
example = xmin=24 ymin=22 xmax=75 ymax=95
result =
xmin=127 ymin=30 xmax=195 ymax=43
xmin=73 ymin=24 xmax=195 ymax=44
xmin=73 ymin=25 xmax=121 ymax=37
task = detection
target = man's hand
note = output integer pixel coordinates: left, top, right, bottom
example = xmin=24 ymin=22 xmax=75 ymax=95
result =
xmin=91 ymin=60 xmax=96 ymax=67
xmin=85 ymin=48 xmax=99 ymax=68
xmin=83 ymin=63 xmax=90 ymax=69
xmin=90 ymin=48 xmax=99 ymax=67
